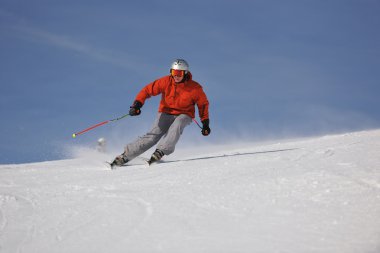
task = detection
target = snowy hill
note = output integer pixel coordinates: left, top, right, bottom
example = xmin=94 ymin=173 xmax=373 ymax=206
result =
xmin=1 ymin=130 xmax=379 ymax=253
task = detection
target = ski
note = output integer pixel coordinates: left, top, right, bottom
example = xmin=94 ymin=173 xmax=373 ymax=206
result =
xmin=105 ymin=157 xmax=151 ymax=169
xmin=147 ymin=159 xmax=154 ymax=166
xmin=146 ymin=157 xmax=164 ymax=166
xmin=106 ymin=161 xmax=117 ymax=170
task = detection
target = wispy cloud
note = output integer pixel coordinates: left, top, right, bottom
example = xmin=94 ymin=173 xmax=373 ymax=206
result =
xmin=0 ymin=8 xmax=146 ymax=73
xmin=16 ymin=25 xmax=145 ymax=72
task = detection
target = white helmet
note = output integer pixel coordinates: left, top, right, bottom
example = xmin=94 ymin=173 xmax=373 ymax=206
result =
xmin=171 ymin=59 xmax=189 ymax=73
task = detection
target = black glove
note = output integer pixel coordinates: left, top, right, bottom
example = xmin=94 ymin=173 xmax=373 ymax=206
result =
xmin=201 ymin=119 xmax=211 ymax=136
xmin=129 ymin=100 xmax=142 ymax=116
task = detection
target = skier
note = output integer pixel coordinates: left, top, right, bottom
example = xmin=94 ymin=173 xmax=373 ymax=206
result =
xmin=111 ymin=59 xmax=211 ymax=167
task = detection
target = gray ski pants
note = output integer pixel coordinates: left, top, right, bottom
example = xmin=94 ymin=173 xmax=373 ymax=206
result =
xmin=124 ymin=113 xmax=192 ymax=161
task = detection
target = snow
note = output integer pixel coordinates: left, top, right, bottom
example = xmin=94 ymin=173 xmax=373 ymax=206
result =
xmin=1 ymin=130 xmax=380 ymax=253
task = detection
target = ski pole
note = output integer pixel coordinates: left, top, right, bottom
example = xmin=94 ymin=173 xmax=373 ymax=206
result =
xmin=72 ymin=114 xmax=130 ymax=138
xmin=192 ymin=118 xmax=202 ymax=129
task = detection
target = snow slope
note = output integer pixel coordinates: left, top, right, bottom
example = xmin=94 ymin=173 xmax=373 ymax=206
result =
xmin=1 ymin=130 xmax=379 ymax=253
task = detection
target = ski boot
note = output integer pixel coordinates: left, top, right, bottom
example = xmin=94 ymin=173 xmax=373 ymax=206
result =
xmin=148 ymin=149 xmax=164 ymax=165
xmin=110 ymin=153 xmax=129 ymax=169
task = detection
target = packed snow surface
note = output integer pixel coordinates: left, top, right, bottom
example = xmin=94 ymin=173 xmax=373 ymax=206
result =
xmin=1 ymin=130 xmax=380 ymax=253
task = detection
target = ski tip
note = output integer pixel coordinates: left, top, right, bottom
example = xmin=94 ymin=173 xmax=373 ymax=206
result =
xmin=106 ymin=161 xmax=117 ymax=170
xmin=145 ymin=158 xmax=155 ymax=166
xmin=146 ymin=158 xmax=163 ymax=166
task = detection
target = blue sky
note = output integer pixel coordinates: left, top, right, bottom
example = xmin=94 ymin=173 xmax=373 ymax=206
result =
xmin=1 ymin=0 xmax=379 ymax=164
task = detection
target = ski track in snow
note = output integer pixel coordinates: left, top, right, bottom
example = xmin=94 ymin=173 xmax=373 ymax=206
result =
xmin=0 ymin=129 xmax=380 ymax=252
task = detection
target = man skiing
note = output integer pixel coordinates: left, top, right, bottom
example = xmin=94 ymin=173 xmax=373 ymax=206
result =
xmin=111 ymin=59 xmax=210 ymax=167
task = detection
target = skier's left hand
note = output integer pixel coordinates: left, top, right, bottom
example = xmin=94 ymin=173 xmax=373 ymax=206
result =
xmin=201 ymin=119 xmax=211 ymax=136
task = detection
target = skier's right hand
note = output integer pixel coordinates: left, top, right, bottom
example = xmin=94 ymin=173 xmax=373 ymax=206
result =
xmin=129 ymin=100 xmax=142 ymax=116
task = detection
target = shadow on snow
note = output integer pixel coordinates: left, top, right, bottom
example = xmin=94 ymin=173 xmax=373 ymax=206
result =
xmin=163 ymin=148 xmax=299 ymax=164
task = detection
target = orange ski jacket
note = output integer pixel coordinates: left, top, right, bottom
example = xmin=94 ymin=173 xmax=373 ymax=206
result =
xmin=135 ymin=73 xmax=209 ymax=121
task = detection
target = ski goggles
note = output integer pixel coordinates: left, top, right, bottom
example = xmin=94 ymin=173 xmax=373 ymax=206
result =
xmin=170 ymin=69 xmax=185 ymax=77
